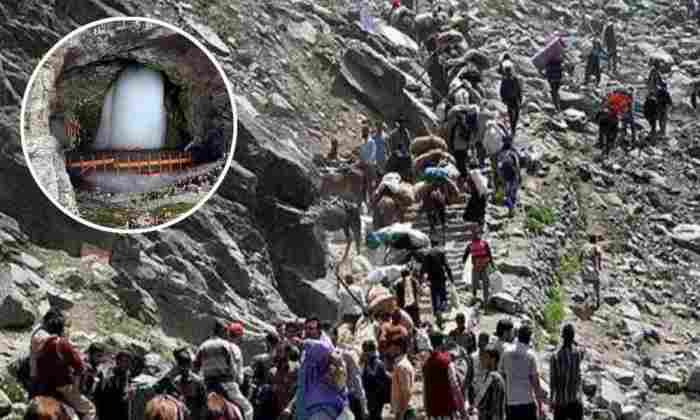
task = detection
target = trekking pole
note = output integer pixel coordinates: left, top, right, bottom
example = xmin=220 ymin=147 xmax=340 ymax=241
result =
xmin=330 ymin=260 xmax=369 ymax=314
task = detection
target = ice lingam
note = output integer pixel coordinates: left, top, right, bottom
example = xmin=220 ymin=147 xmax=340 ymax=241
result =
xmin=83 ymin=64 xmax=179 ymax=193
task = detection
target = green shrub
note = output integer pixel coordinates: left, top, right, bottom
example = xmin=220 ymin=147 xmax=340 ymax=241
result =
xmin=525 ymin=206 xmax=556 ymax=234
xmin=559 ymin=253 xmax=582 ymax=280
xmin=543 ymin=284 xmax=565 ymax=335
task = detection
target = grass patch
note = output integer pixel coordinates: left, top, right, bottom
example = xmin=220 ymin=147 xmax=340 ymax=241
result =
xmin=543 ymin=283 xmax=565 ymax=335
xmin=152 ymin=202 xmax=196 ymax=220
xmin=559 ymin=252 xmax=582 ymax=280
xmin=525 ymin=206 xmax=556 ymax=234
xmin=81 ymin=207 xmax=131 ymax=228
xmin=493 ymin=189 xmax=505 ymax=206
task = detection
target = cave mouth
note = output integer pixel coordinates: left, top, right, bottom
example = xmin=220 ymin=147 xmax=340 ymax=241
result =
xmin=52 ymin=60 xmax=225 ymax=194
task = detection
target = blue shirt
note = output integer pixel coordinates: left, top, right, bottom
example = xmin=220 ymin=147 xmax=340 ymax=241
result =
xmin=359 ymin=137 xmax=376 ymax=164
xmin=373 ymin=134 xmax=386 ymax=164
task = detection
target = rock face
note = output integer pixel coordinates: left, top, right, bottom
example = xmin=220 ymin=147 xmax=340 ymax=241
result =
xmin=22 ymin=44 xmax=79 ymax=215
xmin=671 ymin=224 xmax=700 ymax=253
xmin=339 ymin=40 xmax=438 ymax=135
xmin=0 ymin=291 xmax=36 ymax=329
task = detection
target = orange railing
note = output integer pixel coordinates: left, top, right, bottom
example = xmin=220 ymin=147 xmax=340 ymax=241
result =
xmin=66 ymin=150 xmax=193 ymax=175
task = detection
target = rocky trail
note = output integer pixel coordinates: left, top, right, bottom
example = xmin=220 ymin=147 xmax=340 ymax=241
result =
xmin=2 ymin=0 xmax=700 ymax=419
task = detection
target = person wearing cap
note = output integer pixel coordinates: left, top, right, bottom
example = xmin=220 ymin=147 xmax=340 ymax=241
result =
xmin=194 ymin=320 xmax=253 ymax=420
xmin=227 ymin=322 xmax=244 ymax=340
xmin=499 ymin=60 xmax=523 ymax=137
xmin=423 ymin=332 xmax=467 ymax=420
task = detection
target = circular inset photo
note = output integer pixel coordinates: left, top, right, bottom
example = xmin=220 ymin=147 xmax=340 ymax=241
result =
xmin=20 ymin=17 xmax=236 ymax=233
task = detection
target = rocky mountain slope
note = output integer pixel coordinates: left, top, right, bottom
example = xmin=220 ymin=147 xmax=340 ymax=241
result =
xmin=1 ymin=0 xmax=700 ymax=419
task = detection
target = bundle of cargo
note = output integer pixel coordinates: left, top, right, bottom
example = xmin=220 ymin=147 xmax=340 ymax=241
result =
xmin=414 ymin=148 xmax=456 ymax=173
xmin=366 ymin=223 xmax=430 ymax=250
xmin=367 ymin=264 xmax=405 ymax=285
xmin=532 ymin=34 xmax=567 ymax=70
xmin=374 ymin=172 xmax=415 ymax=209
xmin=414 ymin=171 xmax=461 ymax=205
xmin=410 ymin=135 xmax=448 ymax=156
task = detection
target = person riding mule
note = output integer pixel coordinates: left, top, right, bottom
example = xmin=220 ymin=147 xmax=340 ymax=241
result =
xmin=194 ymin=320 xmax=253 ymax=420
xmin=30 ymin=311 xmax=96 ymax=420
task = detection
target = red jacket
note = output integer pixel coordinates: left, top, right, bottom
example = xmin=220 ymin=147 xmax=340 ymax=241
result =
xmin=34 ymin=336 xmax=85 ymax=390
xmin=423 ymin=351 xmax=462 ymax=416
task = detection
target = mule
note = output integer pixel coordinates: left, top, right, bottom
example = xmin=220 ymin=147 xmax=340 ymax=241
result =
xmin=205 ymin=392 xmax=242 ymax=420
xmin=24 ymin=396 xmax=76 ymax=420
xmin=303 ymin=198 xmax=362 ymax=263
xmin=319 ymin=164 xmax=367 ymax=207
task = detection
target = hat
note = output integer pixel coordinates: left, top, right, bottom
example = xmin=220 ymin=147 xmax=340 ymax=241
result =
xmin=227 ymin=322 xmax=244 ymax=338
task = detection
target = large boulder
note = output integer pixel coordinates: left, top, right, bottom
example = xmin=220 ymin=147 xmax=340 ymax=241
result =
xmin=670 ymin=224 xmax=700 ymax=253
xmin=0 ymin=291 xmax=36 ymax=329
xmin=595 ymin=378 xmax=626 ymax=419
xmin=339 ymin=40 xmax=438 ymax=135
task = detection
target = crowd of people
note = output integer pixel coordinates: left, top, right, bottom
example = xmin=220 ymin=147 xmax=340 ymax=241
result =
xmin=18 ymin=301 xmax=592 ymax=420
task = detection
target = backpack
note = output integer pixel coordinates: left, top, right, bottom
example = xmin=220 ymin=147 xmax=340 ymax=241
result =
xmin=498 ymin=149 xmax=519 ymax=182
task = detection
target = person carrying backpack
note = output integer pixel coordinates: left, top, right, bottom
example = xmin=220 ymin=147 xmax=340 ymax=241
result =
xmin=646 ymin=61 xmax=673 ymax=137
xmin=361 ymin=340 xmax=391 ymax=420
xmin=499 ymin=60 xmax=523 ymax=137
xmin=497 ymin=136 xmax=521 ymax=217
xmin=462 ymin=227 xmax=495 ymax=310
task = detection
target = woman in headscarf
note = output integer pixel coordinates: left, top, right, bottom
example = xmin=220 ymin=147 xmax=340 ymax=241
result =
xmin=294 ymin=340 xmax=352 ymax=420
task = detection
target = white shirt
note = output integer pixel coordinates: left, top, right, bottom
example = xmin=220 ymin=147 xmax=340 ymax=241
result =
xmin=498 ymin=342 xmax=539 ymax=406
xmin=337 ymin=284 xmax=365 ymax=321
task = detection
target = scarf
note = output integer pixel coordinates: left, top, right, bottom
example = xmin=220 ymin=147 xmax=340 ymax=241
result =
xmin=295 ymin=340 xmax=347 ymax=420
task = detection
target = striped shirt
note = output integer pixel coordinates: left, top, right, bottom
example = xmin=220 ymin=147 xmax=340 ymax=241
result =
xmin=549 ymin=344 xmax=584 ymax=406
xmin=194 ymin=338 xmax=243 ymax=383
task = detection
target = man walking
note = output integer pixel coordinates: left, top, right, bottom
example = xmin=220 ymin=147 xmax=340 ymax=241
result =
xmin=421 ymin=237 xmax=455 ymax=330
xmin=423 ymin=332 xmax=467 ymax=420
xmin=499 ymin=60 xmax=523 ymax=136
xmin=550 ymin=324 xmax=585 ymax=420
xmin=462 ymin=227 xmax=495 ymax=309
xmin=498 ymin=324 xmax=546 ymax=420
